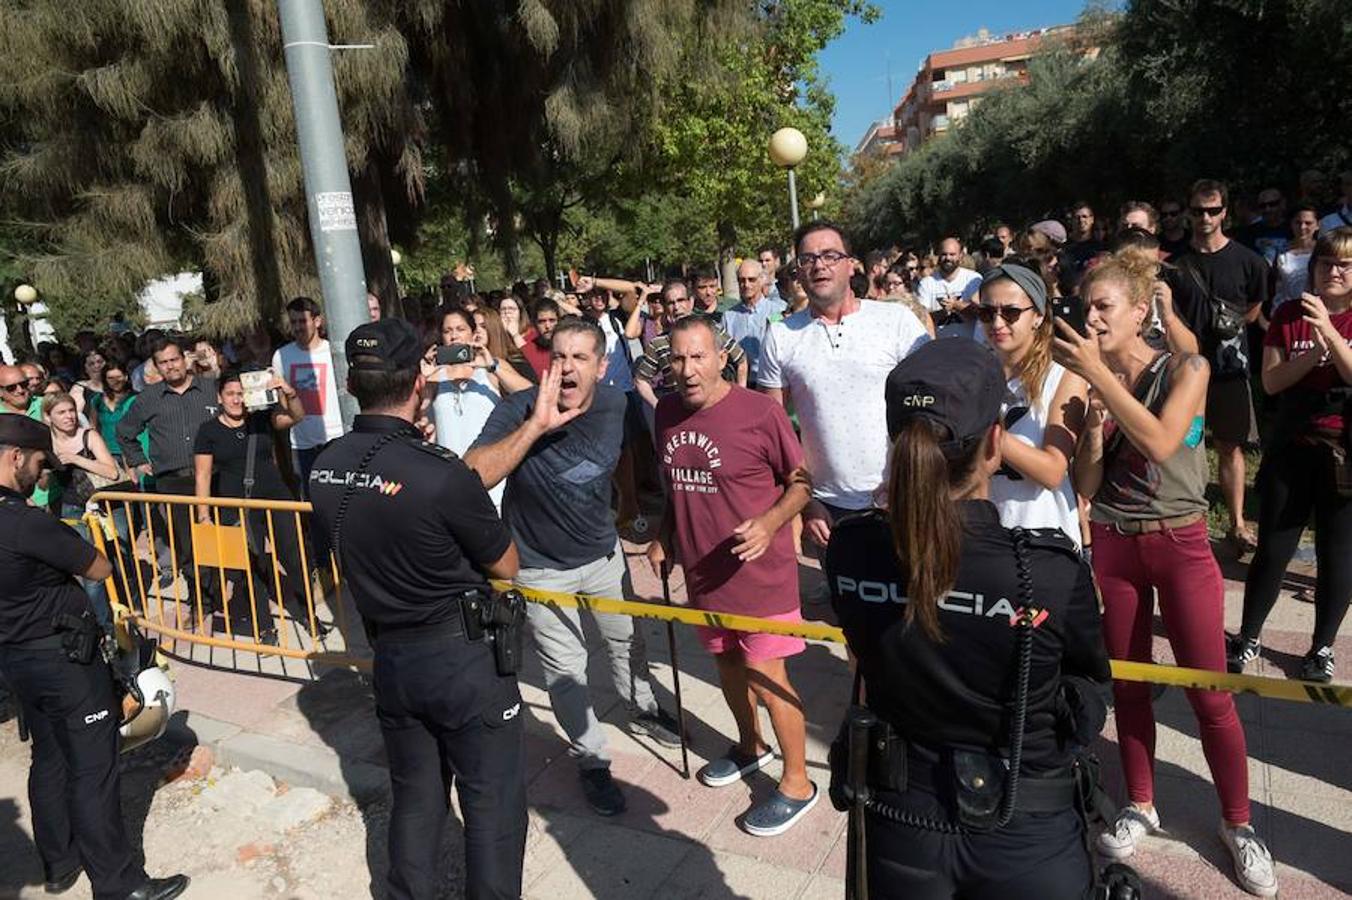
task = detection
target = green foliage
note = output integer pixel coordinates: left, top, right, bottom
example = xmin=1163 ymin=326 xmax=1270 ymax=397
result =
xmin=0 ymin=0 xmax=421 ymax=336
xmin=844 ymin=0 xmax=1352 ymax=249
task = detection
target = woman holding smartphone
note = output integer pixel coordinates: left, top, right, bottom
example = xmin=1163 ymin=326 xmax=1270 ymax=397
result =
xmin=426 ymin=308 xmax=526 ymax=511
xmin=1055 ymin=252 xmax=1276 ymax=898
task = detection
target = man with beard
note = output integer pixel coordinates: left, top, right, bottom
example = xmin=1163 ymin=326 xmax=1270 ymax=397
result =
xmin=1172 ymin=179 xmax=1269 ymax=552
xmin=915 ymin=236 xmax=982 ymax=337
xmin=520 ymin=298 xmax=561 ymax=379
xmin=465 ymin=317 xmax=681 ymax=817
xmin=759 ymin=221 xmax=930 ymax=548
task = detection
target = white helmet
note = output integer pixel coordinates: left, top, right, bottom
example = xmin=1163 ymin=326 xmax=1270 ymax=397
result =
xmin=119 ymin=664 xmax=175 ymax=754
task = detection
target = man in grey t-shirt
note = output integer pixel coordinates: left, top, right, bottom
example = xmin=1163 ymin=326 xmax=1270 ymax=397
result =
xmin=466 ymin=317 xmax=680 ymax=817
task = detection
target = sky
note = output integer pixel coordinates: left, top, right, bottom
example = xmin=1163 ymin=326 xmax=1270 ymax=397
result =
xmin=819 ymin=0 xmax=1096 ymax=155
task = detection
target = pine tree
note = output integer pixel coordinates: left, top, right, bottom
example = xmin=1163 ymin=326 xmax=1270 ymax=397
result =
xmin=0 ymin=0 xmax=421 ymax=333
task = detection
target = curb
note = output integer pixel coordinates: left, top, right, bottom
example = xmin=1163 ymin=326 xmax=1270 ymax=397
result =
xmin=165 ymin=710 xmax=390 ymax=805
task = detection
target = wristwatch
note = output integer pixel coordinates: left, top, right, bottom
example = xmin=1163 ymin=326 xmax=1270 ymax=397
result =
xmin=487 ymin=359 xmax=499 ymax=373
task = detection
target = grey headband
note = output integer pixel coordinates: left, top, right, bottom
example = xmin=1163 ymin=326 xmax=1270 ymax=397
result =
xmin=980 ymin=263 xmax=1048 ymax=313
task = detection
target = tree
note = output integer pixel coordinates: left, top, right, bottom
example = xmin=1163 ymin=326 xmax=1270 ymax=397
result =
xmin=843 ymin=0 xmax=1351 ymax=250
xmin=649 ymin=0 xmax=876 ymax=259
xmin=0 ymin=0 xmax=423 ymax=335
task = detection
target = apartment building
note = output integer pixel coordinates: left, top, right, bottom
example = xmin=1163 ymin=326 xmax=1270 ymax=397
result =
xmin=889 ymin=26 xmax=1076 ymax=155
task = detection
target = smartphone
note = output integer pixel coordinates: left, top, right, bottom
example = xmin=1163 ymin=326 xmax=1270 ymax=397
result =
xmin=436 ymin=343 xmax=475 ymax=366
xmin=1052 ymin=297 xmax=1088 ymax=337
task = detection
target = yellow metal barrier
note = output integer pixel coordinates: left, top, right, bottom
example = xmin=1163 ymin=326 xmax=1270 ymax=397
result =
xmin=87 ymin=490 xmax=359 ymax=665
xmin=85 ymin=490 xmax=1350 ymax=706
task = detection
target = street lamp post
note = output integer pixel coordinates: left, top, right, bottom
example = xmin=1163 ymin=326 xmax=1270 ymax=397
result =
xmin=768 ymin=127 xmax=808 ymax=231
xmin=807 ymin=192 xmax=826 ymax=221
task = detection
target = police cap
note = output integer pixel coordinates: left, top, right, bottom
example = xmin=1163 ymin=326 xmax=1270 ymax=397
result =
xmin=0 ymin=413 xmax=60 ymax=468
xmin=346 ymin=318 xmax=424 ymax=373
xmin=884 ymin=337 xmax=1003 ymax=453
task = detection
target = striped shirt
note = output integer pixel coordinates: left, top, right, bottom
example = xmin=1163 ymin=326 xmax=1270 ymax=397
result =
xmin=116 ymin=376 xmax=220 ymax=475
xmin=633 ymin=319 xmax=745 ymax=395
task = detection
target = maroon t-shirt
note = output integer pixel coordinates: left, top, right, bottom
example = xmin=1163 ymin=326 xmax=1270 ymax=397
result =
xmin=655 ymin=386 xmax=804 ymax=617
xmin=1264 ymin=301 xmax=1352 ymax=435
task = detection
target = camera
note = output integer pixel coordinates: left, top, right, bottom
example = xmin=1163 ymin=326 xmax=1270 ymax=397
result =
xmin=436 ymin=343 xmax=475 ymax=366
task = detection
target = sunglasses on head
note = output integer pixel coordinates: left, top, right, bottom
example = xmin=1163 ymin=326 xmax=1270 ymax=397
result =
xmin=1190 ymin=205 xmax=1225 ymax=217
xmin=976 ymin=305 xmax=1035 ymax=325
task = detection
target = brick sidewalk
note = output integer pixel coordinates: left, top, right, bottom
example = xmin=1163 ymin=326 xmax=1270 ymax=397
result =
xmin=97 ymin=539 xmax=1352 ymax=898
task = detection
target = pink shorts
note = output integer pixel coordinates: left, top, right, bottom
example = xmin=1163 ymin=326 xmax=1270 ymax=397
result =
xmin=694 ymin=609 xmax=807 ymax=662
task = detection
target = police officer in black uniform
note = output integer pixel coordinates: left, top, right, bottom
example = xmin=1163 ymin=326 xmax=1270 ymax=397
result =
xmin=825 ymin=338 xmax=1115 ymax=899
xmin=307 ymin=319 xmax=526 ymax=900
xmin=0 ymin=414 xmax=188 ymax=900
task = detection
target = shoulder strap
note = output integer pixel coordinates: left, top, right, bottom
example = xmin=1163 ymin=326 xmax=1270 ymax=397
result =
xmin=242 ymin=424 xmax=259 ymax=500
xmin=329 ymin=431 xmax=405 ymax=579
xmin=1102 ymin=352 xmax=1172 ymax=463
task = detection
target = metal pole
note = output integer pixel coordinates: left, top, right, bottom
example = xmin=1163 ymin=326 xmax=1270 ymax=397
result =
xmin=277 ymin=0 xmax=367 ymax=431
xmin=787 ymin=168 xmax=801 ymax=231
xmin=660 ymin=564 xmax=690 ymax=779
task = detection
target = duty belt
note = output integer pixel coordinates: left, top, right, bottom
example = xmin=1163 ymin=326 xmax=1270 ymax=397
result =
xmin=6 ymin=633 xmax=67 ymax=652
xmin=901 ymin=749 xmax=1078 ymax=814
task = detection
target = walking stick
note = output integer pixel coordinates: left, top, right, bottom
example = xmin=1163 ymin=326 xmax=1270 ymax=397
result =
xmin=660 ymin=562 xmax=690 ymax=779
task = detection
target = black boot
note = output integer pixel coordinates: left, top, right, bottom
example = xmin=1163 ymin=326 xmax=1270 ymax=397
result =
xmin=125 ymin=874 xmax=190 ymax=900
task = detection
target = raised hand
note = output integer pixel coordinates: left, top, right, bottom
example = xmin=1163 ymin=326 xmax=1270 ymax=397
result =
xmin=529 ymin=360 xmax=585 ymax=433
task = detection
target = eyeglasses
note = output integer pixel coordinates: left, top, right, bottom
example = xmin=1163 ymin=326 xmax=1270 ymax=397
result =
xmin=796 ymin=250 xmax=850 ymax=269
xmin=1189 ymin=205 xmax=1225 ymax=218
xmin=0 ymin=382 xmax=27 ymax=393
xmin=976 ymin=305 xmax=1035 ymax=325
xmin=1317 ymin=258 xmax=1352 ymax=274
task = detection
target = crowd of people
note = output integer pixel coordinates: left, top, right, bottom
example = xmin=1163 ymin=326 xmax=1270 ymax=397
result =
xmin=2 ymin=170 xmax=1350 ymax=899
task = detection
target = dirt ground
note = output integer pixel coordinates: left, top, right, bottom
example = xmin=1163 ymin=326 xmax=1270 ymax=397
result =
xmin=0 ymin=692 xmax=466 ymax=900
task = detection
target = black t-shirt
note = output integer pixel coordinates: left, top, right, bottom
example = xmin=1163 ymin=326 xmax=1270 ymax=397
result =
xmin=471 ymin=385 xmax=625 ymax=569
xmin=193 ymin=413 xmax=292 ymax=502
xmin=826 ymin=502 xmax=1111 ymax=774
xmin=1172 ymin=239 xmax=1270 ymax=355
xmin=308 ymin=415 xmax=512 ymax=629
xmin=0 ymin=487 xmax=99 ymax=643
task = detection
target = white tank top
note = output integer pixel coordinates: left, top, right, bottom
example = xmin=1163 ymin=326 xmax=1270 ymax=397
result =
xmin=989 ymin=362 xmax=1083 ymax=548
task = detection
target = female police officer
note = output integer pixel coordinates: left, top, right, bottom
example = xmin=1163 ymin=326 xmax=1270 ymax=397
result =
xmin=825 ymin=337 xmax=1113 ymax=899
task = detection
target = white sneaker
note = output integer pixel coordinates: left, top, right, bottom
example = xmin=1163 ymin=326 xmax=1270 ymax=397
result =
xmin=1219 ymin=823 xmax=1278 ymax=897
xmin=1097 ymin=805 xmax=1160 ymax=860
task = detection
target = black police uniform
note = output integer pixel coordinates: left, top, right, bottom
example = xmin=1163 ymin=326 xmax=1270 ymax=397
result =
xmin=826 ymin=504 xmax=1112 ymax=900
xmin=0 ymin=485 xmax=149 ymax=898
xmin=308 ymin=413 xmax=526 ymax=900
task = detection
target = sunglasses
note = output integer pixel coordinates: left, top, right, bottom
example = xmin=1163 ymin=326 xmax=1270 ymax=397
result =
xmin=1190 ymin=205 xmax=1225 ymax=218
xmin=0 ymin=382 xmax=28 ymax=393
xmin=1257 ymin=200 xmax=1282 ymax=209
xmin=976 ymin=305 xmax=1035 ymax=325
xmin=1160 ymin=208 xmax=1182 ymax=217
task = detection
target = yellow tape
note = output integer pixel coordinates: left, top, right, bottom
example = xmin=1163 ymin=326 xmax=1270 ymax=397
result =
xmin=499 ymin=581 xmax=1352 ymax=708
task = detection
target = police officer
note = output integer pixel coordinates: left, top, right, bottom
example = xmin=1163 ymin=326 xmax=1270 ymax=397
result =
xmin=825 ymin=338 xmax=1114 ymax=899
xmin=0 ymin=414 xmax=188 ymax=900
xmin=307 ymin=319 xmax=526 ymax=900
